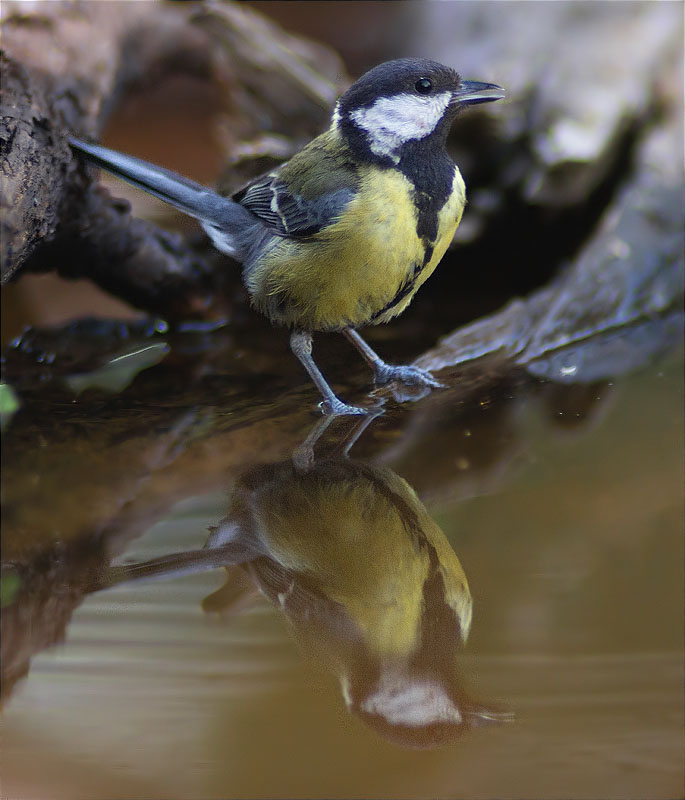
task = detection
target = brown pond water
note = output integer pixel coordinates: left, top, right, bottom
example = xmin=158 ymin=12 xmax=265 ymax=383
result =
xmin=1 ymin=323 xmax=683 ymax=799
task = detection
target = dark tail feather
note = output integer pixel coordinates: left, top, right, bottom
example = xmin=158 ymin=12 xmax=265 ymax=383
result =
xmin=93 ymin=543 xmax=256 ymax=592
xmin=69 ymin=137 xmax=256 ymax=257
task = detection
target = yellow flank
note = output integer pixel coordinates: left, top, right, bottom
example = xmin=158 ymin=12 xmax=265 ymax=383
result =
xmin=250 ymin=464 xmax=472 ymax=659
xmin=254 ymin=471 xmax=427 ymax=657
xmin=374 ymin=168 xmax=466 ymax=327
xmin=247 ymin=166 xmax=466 ymax=332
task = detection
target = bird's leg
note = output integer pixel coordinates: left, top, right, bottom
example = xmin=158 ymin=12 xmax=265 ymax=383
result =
xmin=343 ymin=328 xmax=444 ymax=389
xmin=290 ymin=330 xmax=369 ymax=416
xmin=292 ymin=408 xmax=384 ymax=470
xmin=292 ymin=415 xmax=336 ymax=471
xmin=338 ymin=412 xmax=383 ymax=456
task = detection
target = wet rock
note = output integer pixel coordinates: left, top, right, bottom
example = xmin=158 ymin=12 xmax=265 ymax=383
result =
xmin=424 ymin=1 xmax=682 ymax=206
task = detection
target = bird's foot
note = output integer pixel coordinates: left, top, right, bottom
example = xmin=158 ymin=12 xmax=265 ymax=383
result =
xmin=319 ymin=397 xmax=382 ymax=416
xmin=374 ymin=364 xmax=445 ymax=389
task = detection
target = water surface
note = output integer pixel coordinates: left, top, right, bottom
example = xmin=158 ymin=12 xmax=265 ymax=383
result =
xmin=1 ymin=332 xmax=683 ymax=799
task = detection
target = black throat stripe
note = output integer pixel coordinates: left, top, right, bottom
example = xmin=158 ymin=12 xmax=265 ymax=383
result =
xmin=338 ymin=111 xmax=456 ymax=246
xmin=339 ymin=116 xmax=458 ymax=324
xmin=399 ymin=138 xmax=456 ymax=244
xmin=368 ymin=145 xmax=455 ymax=323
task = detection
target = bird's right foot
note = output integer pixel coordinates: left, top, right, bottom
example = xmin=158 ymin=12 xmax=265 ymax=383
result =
xmin=374 ymin=363 xmax=445 ymax=389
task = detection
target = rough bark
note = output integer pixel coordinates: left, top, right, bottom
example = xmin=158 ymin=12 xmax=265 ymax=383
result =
xmin=0 ymin=0 xmax=345 ymax=317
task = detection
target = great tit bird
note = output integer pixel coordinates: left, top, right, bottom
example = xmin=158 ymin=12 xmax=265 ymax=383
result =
xmin=70 ymin=58 xmax=504 ymax=415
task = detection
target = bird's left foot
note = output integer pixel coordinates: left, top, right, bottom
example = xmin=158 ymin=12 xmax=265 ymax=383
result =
xmin=374 ymin=364 xmax=445 ymax=389
xmin=320 ymin=397 xmax=380 ymax=416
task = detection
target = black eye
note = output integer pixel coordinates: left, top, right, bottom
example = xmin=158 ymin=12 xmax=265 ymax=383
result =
xmin=415 ymin=77 xmax=433 ymax=95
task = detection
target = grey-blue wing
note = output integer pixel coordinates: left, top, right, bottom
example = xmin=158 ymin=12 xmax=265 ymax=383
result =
xmin=233 ymin=172 xmax=355 ymax=239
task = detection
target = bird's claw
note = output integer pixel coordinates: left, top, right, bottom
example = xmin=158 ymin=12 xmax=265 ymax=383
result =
xmin=319 ymin=397 xmax=380 ymax=416
xmin=374 ymin=364 xmax=445 ymax=389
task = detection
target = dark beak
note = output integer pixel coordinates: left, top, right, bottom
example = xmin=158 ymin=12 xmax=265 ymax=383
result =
xmin=453 ymin=80 xmax=505 ymax=106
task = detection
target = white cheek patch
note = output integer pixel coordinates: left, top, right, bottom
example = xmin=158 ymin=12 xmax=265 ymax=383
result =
xmin=349 ymin=91 xmax=451 ymax=160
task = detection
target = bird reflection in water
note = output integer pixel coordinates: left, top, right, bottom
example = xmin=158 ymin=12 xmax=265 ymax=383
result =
xmin=109 ymin=415 xmax=512 ymax=747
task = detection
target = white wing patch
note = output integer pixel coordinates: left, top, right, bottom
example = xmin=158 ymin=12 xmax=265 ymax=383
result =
xmin=269 ymin=188 xmax=289 ymax=232
xmin=350 ymin=91 xmax=452 ymax=161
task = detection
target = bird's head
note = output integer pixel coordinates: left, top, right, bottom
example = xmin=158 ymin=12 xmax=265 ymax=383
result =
xmin=334 ymin=58 xmax=504 ymax=164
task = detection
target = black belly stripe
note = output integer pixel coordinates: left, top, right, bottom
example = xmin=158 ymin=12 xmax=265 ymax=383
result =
xmin=369 ymin=242 xmax=435 ymax=322
xmin=369 ymin=281 xmax=415 ymax=322
xmin=361 ymin=138 xmax=456 ymax=324
xmin=369 ymin=146 xmax=456 ymax=322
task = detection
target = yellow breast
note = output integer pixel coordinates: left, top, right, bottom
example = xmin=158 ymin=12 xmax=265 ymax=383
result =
xmin=247 ymin=166 xmax=466 ymax=332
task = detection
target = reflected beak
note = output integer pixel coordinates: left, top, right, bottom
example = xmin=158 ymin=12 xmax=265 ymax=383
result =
xmin=453 ymin=80 xmax=505 ymax=106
